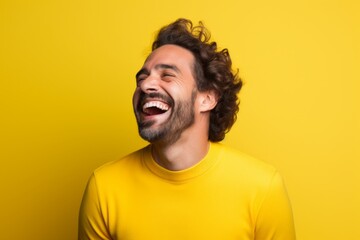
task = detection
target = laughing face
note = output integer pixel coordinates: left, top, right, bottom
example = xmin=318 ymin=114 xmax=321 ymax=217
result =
xmin=133 ymin=44 xmax=198 ymax=144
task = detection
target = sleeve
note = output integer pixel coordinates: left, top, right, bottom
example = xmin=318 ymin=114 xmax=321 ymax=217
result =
xmin=254 ymin=171 xmax=296 ymax=240
xmin=78 ymin=174 xmax=112 ymax=240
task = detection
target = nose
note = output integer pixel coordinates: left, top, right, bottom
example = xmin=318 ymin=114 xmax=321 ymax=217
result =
xmin=139 ymin=74 xmax=159 ymax=93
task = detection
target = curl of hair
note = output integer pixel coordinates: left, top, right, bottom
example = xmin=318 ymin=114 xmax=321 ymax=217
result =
xmin=152 ymin=18 xmax=243 ymax=142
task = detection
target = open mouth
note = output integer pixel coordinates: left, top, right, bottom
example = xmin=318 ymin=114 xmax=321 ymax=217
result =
xmin=142 ymin=100 xmax=170 ymax=116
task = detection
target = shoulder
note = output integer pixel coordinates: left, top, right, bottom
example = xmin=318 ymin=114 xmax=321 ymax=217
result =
xmin=215 ymin=143 xmax=276 ymax=173
xmin=213 ymin=143 xmax=279 ymax=187
xmin=213 ymin=143 xmax=291 ymax=214
xmin=92 ymin=145 xmax=150 ymax=182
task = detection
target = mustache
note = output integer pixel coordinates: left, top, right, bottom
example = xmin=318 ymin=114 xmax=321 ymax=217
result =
xmin=139 ymin=92 xmax=174 ymax=107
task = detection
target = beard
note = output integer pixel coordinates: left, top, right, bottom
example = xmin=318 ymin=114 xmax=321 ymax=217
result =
xmin=135 ymin=90 xmax=196 ymax=145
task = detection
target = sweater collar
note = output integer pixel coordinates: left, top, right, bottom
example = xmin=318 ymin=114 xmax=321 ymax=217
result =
xmin=142 ymin=142 xmax=222 ymax=183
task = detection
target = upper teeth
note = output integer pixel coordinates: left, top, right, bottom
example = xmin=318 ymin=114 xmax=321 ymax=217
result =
xmin=143 ymin=101 xmax=169 ymax=111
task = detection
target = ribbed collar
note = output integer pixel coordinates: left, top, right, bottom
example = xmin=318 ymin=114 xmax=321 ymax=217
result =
xmin=142 ymin=142 xmax=222 ymax=183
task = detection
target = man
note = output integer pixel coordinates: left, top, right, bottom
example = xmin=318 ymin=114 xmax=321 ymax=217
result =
xmin=79 ymin=18 xmax=296 ymax=239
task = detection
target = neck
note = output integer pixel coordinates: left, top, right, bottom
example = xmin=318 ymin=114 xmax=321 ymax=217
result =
xmin=151 ymin=133 xmax=210 ymax=171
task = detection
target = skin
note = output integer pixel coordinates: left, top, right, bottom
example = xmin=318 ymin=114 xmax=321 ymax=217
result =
xmin=133 ymin=44 xmax=218 ymax=171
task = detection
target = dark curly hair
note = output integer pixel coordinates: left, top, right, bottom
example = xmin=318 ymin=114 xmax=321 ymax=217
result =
xmin=152 ymin=18 xmax=243 ymax=142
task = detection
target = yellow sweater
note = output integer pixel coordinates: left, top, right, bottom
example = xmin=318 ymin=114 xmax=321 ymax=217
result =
xmin=79 ymin=143 xmax=295 ymax=239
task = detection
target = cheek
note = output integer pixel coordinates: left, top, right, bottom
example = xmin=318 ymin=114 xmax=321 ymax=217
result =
xmin=132 ymin=89 xmax=140 ymax=109
xmin=167 ymin=84 xmax=192 ymax=99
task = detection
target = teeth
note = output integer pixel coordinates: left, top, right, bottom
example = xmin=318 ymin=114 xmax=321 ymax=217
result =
xmin=143 ymin=101 xmax=169 ymax=111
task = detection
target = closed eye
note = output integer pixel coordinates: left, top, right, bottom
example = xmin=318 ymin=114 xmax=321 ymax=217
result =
xmin=161 ymin=71 xmax=176 ymax=80
xmin=135 ymin=68 xmax=149 ymax=85
xmin=136 ymin=73 xmax=149 ymax=86
xmin=162 ymin=74 xmax=174 ymax=77
xmin=137 ymin=74 xmax=147 ymax=81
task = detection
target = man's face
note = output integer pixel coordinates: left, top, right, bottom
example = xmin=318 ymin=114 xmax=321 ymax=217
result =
xmin=133 ymin=44 xmax=198 ymax=144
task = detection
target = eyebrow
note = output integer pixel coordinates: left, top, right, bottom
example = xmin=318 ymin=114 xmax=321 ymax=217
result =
xmin=155 ymin=64 xmax=180 ymax=73
xmin=135 ymin=64 xmax=180 ymax=79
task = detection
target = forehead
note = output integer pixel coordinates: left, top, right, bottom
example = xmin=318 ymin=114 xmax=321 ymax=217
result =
xmin=144 ymin=44 xmax=195 ymax=70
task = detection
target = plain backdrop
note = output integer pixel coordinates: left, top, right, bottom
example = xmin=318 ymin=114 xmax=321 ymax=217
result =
xmin=1 ymin=0 xmax=359 ymax=239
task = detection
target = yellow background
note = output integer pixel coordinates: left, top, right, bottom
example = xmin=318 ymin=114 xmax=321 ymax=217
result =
xmin=1 ymin=0 xmax=359 ymax=239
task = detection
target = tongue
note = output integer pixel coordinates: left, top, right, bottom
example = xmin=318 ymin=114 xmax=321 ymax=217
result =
xmin=145 ymin=107 xmax=166 ymax=115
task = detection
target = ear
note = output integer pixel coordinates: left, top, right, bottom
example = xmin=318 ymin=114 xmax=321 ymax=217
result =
xmin=198 ymin=90 xmax=218 ymax=113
